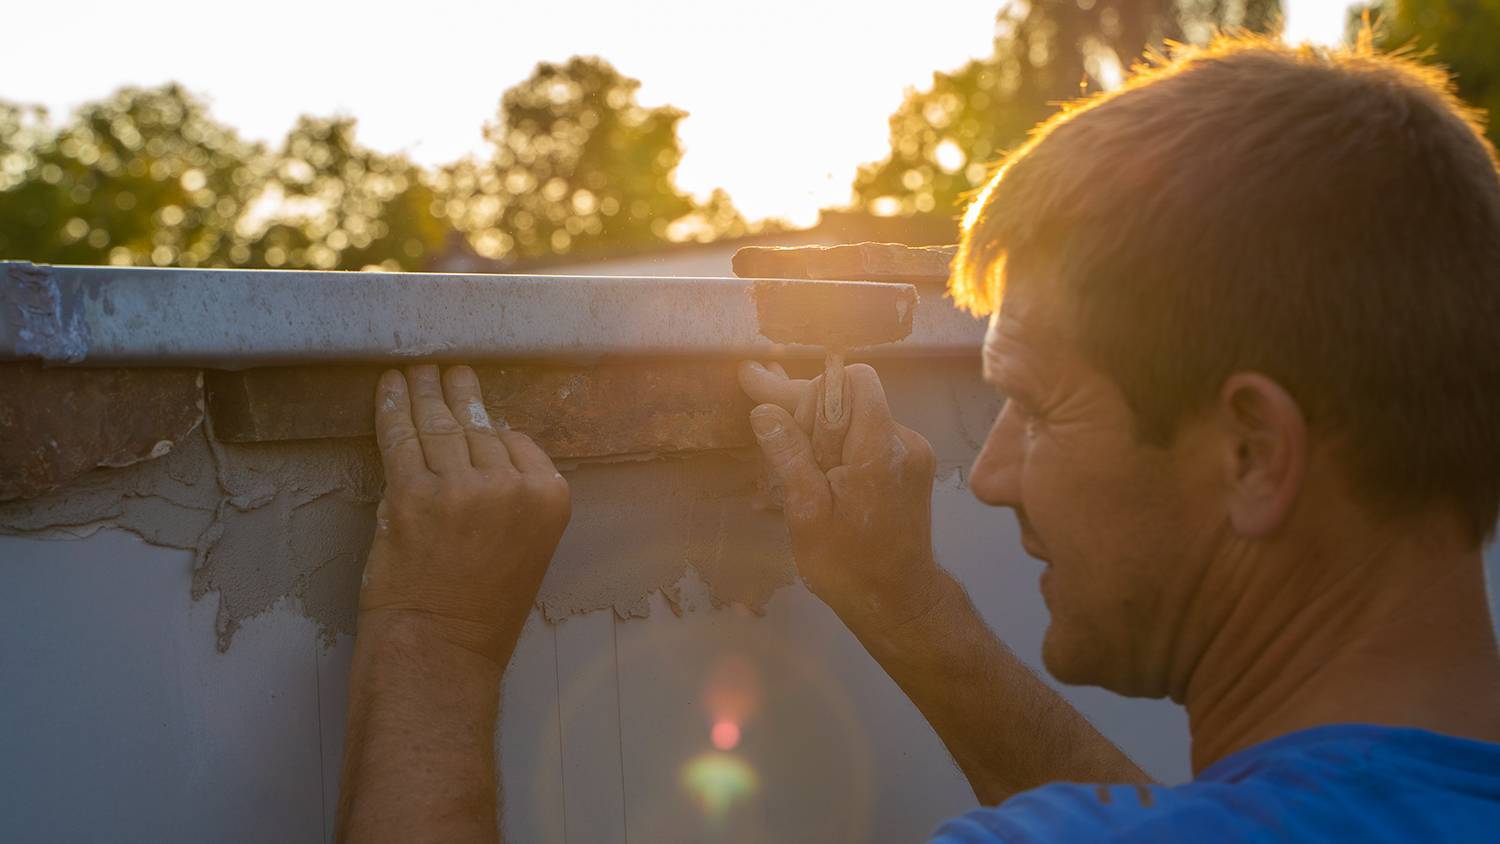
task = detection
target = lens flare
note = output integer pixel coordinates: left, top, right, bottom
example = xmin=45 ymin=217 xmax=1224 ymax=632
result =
xmin=680 ymin=751 xmax=757 ymax=823
xmin=704 ymin=654 xmax=760 ymax=721
xmin=710 ymin=719 xmax=741 ymax=751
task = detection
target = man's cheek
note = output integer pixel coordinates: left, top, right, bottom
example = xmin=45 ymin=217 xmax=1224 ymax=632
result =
xmin=1041 ymin=535 xmax=1119 ymax=627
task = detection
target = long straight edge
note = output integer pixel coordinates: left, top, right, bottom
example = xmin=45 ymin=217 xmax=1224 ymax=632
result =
xmin=0 ymin=263 xmax=984 ymax=369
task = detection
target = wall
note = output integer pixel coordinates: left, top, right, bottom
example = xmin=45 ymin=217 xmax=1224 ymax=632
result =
xmin=4 ymin=254 xmax=1498 ymax=842
xmin=0 ymin=354 xmax=1215 ymax=843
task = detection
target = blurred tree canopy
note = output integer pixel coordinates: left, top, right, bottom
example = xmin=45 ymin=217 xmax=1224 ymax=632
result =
xmin=0 ymin=58 xmax=744 ymax=270
xmin=238 ymin=116 xmax=449 ymax=271
xmin=0 ymin=85 xmax=260 ymax=266
xmin=444 ymin=55 xmax=739 ymax=261
xmin=852 ymin=0 xmax=1281 ymax=217
xmin=1367 ymin=0 xmax=1500 ymax=150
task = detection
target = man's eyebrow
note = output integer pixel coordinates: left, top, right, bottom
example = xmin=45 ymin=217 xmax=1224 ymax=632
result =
xmin=983 ymin=344 xmax=1052 ymax=408
xmin=982 ymin=356 xmax=1031 ymax=399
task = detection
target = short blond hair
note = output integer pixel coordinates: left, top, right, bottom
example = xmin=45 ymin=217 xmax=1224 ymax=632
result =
xmin=953 ymin=34 xmax=1500 ymax=542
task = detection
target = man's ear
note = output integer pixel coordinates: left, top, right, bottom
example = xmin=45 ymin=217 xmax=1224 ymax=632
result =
xmin=1216 ymin=373 xmax=1308 ymax=538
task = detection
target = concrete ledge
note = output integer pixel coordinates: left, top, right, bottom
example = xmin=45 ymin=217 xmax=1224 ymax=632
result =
xmin=1 ymin=263 xmax=984 ymax=369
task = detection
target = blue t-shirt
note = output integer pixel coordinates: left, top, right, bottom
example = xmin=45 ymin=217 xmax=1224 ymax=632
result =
xmin=930 ymin=724 xmax=1500 ymax=842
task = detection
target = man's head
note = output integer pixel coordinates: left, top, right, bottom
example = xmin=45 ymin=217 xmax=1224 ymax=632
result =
xmin=957 ymin=36 xmax=1500 ymax=698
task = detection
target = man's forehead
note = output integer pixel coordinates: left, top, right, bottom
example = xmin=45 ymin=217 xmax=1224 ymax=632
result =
xmin=997 ymin=271 xmax=1070 ymax=330
xmin=982 ymin=283 xmax=1074 ymax=381
xmin=986 ymin=288 xmax=1053 ymax=348
xmin=983 ymin=311 xmax=1038 ymax=380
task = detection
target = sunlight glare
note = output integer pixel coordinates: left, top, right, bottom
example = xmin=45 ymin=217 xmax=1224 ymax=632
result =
xmin=1283 ymin=0 xmax=1355 ymax=47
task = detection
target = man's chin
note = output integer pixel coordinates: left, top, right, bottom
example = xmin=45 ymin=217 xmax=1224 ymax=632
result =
xmin=1040 ymin=621 xmax=1163 ymax=698
xmin=1040 ymin=624 xmax=1101 ymax=687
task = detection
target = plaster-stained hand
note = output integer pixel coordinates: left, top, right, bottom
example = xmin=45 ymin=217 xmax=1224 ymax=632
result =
xmin=738 ymin=361 xmax=942 ymax=633
xmin=360 ymin=364 xmax=571 ymax=666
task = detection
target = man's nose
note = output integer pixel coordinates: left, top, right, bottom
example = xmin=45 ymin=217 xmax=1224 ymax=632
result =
xmin=969 ymin=403 xmax=1023 ymax=508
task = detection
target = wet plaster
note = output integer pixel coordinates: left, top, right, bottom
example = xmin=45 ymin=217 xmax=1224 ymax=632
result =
xmin=0 ymin=358 xmax=992 ymax=652
xmin=0 ymin=426 xmax=795 ymax=650
xmin=542 ymin=451 xmax=795 ymax=621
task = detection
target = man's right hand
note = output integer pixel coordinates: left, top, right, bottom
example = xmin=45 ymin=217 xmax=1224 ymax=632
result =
xmin=738 ymin=360 xmax=946 ymax=634
xmin=361 ymin=364 xmax=571 ymax=668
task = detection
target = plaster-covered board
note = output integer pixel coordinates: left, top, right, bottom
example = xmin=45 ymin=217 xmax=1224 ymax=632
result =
xmin=733 ymin=242 xmax=955 ymax=284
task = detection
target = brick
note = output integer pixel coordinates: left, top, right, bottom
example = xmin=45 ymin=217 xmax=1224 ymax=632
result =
xmin=207 ymin=361 xmax=756 ymax=458
xmin=0 ymin=363 xmax=203 ymax=500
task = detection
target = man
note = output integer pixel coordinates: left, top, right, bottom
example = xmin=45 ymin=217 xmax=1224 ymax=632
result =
xmin=336 ymin=36 xmax=1500 ymax=841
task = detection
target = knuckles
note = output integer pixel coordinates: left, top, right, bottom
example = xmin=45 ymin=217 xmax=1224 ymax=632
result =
xmin=523 ymin=473 xmax=573 ymax=528
xmin=415 ymin=413 xmax=465 ymax=436
xmin=377 ymin=425 xmax=420 ymax=453
xmin=903 ymin=429 xmax=937 ymax=476
xmin=383 ymin=468 xmax=570 ymax=531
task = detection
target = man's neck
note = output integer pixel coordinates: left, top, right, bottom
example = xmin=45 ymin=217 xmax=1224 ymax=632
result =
xmin=1180 ymin=516 xmax=1500 ymax=775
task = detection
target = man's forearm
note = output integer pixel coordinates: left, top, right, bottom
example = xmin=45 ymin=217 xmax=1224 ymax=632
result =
xmin=848 ymin=570 xmax=1150 ymax=805
xmin=336 ymin=612 xmax=504 ymax=843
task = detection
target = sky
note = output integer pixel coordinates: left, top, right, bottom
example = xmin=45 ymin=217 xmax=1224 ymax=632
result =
xmin=7 ymin=0 xmax=1356 ymax=226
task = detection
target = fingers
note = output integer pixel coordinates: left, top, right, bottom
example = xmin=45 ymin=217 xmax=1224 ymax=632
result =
xmin=793 ymin=374 xmax=819 ymax=431
xmin=738 ymin=360 xmax=810 ymax=412
xmin=750 ymin=403 xmax=831 ymax=524
xmin=405 ymin=365 xmax=472 ymax=474
xmin=811 ymin=393 xmax=853 ymax=471
xmin=374 ymin=370 xmax=430 ymax=482
xmin=498 ymin=429 xmax=561 ymax=479
xmin=840 ymin=364 xmax=898 ymax=465
xmin=441 ymin=365 xmax=514 ymax=472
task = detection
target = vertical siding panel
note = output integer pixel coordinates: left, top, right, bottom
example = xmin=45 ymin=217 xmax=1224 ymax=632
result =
xmin=553 ymin=608 xmax=628 ymax=844
xmin=499 ymin=609 xmax=567 ymax=843
xmin=316 ymin=633 xmax=355 ymax=843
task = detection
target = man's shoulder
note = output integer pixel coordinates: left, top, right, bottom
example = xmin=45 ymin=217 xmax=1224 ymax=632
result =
xmin=928 ymin=781 xmax=1239 ymax=844
xmin=928 ymin=725 xmax=1500 ymax=843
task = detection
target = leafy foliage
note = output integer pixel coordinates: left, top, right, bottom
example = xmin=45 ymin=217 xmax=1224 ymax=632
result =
xmin=0 ymin=59 xmax=743 ymax=270
xmin=1368 ymin=0 xmax=1500 ymax=149
xmin=238 ymin=116 xmax=448 ymax=271
xmin=446 ymin=56 xmax=704 ymax=261
xmin=852 ymin=0 xmax=1281 ymax=217
xmin=0 ymin=85 xmax=259 ymax=266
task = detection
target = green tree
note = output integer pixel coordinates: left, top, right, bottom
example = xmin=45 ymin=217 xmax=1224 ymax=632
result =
xmin=1367 ymin=0 xmax=1500 ymax=149
xmin=449 ymin=56 xmax=721 ymax=262
xmin=3 ymin=62 xmax=747 ymax=271
xmin=239 ymin=116 xmax=450 ymax=271
xmin=0 ymin=85 xmax=260 ymax=266
xmin=852 ymin=0 xmax=1280 ymax=217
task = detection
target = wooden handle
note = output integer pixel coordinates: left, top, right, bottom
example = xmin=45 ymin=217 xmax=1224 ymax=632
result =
xmin=814 ymin=350 xmax=850 ymax=471
xmin=822 ymin=350 xmax=846 ymax=425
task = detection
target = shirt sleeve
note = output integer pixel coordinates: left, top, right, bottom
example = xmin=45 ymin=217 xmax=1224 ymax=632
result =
xmin=927 ymin=782 xmax=1213 ymax=843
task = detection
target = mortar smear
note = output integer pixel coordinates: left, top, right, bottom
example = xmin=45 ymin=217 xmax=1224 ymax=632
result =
xmin=0 ymin=427 xmax=796 ymax=650
xmin=541 ymin=452 xmax=796 ymax=622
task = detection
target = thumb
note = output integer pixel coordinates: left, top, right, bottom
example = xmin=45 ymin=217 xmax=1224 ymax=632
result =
xmin=750 ymin=403 xmax=831 ymax=523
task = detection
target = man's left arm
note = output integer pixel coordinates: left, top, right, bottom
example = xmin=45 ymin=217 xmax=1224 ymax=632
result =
xmin=335 ymin=365 xmax=571 ymax=843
